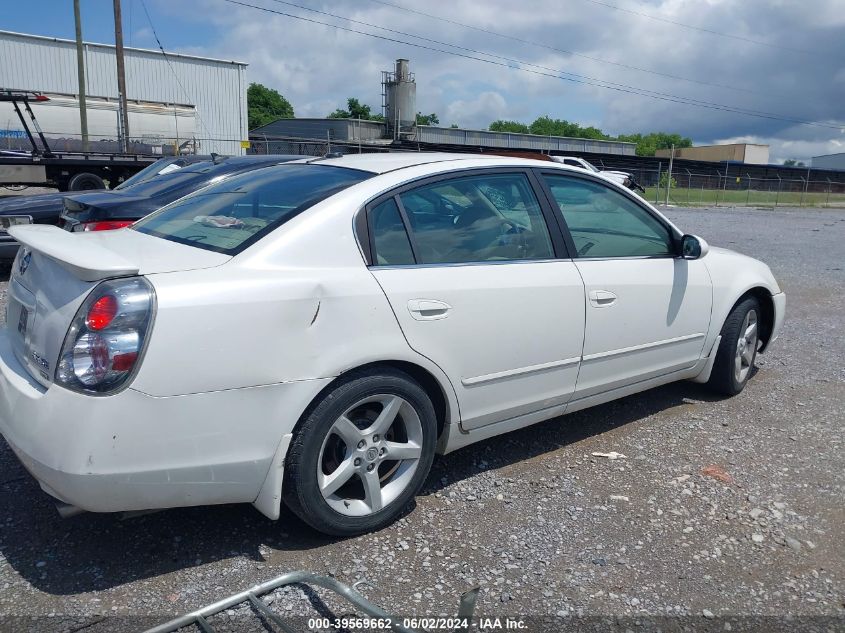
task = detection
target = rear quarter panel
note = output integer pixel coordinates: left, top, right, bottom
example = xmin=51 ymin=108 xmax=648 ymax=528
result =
xmin=132 ymin=191 xmax=459 ymax=415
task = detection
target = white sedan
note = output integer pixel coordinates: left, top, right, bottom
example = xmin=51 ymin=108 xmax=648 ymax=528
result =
xmin=0 ymin=153 xmax=784 ymax=535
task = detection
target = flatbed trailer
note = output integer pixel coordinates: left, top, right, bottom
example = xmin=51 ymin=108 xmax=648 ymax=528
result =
xmin=0 ymin=89 xmax=159 ymax=191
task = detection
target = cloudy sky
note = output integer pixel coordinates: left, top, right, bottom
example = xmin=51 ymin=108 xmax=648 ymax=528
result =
xmin=4 ymin=0 xmax=844 ymax=162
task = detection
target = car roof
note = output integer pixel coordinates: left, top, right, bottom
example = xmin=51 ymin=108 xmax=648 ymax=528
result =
xmin=296 ymin=152 xmax=547 ymax=175
xmin=189 ymin=154 xmax=304 ymax=172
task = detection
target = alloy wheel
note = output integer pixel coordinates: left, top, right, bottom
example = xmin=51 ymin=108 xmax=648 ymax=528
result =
xmin=734 ymin=309 xmax=758 ymax=384
xmin=317 ymin=394 xmax=423 ymax=517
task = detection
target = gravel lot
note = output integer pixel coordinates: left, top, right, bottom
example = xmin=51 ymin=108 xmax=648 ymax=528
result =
xmin=0 ymin=205 xmax=843 ymax=632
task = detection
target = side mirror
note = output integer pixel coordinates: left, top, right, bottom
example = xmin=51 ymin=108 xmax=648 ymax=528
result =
xmin=680 ymin=234 xmax=709 ymax=259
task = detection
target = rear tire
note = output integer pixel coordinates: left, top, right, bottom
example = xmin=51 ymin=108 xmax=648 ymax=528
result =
xmin=283 ymin=368 xmax=437 ymax=536
xmin=67 ymin=172 xmax=105 ymax=191
xmin=708 ymin=296 xmax=761 ymax=396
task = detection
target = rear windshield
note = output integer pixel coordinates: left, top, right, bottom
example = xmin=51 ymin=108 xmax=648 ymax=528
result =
xmin=132 ymin=164 xmax=371 ymax=255
xmin=116 ymin=157 xmax=186 ymax=190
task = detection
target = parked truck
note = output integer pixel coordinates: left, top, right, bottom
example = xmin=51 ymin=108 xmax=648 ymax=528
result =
xmin=0 ymin=89 xmax=197 ymax=191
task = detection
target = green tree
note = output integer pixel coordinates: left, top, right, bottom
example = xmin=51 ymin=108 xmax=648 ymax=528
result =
xmin=415 ymin=112 xmax=440 ymax=125
xmin=528 ymin=116 xmax=611 ymax=140
xmin=328 ymin=97 xmax=385 ymax=121
xmin=618 ymin=132 xmax=692 ymax=156
xmin=783 ymin=158 xmax=805 ymax=167
xmin=489 ymin=120 xmax=530 ymax=133
xmin=247 ymin=82 xmax=294 ymax=130
xmin=484 ymin=115 xmax=693 ymax=157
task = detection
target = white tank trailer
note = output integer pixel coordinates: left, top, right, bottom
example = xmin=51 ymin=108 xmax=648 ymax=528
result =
xmin=0 ymin=92 xmax=197 ymax=155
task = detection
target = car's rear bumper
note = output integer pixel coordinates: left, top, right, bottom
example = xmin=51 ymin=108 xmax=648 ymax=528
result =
xmin=0 ymin=330 xmax=329 ymax=515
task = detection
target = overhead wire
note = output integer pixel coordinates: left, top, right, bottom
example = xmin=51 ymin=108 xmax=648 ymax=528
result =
xmin=576 ymin=0 xmax=823 ymax=56
xmin=221 ymin=0 xmax=842 ymax=131
xmin=138 ymin=0 xmax=213 ymax=139
xmin=364 ymin=0 xmax=778 ymax=98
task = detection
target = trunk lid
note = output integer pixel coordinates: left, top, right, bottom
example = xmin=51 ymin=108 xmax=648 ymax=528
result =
xmin=5 ymin=225 xmax=229 ymax=387
xmin=60 ymin=191 xmax=151 ymax=230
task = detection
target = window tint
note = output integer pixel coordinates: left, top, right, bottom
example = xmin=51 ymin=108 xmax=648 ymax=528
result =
xmin=543 ymin=174 xmax=674 ymax=258
xmin=133 ymin=164 xmax=370 ymax=255
xmin=395 ymin=173 xmax=554 ymax=265
xmin=370 ymin=198 xmax=415 ymax=265
xmin=116 ymin=158 xmax=184 ymax=190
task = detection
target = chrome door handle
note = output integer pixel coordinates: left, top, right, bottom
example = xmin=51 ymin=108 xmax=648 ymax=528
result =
xmin=408 ymin=299 xmax=451 ymax=320
xmin=588 ymin=290 xmax=617 ymax=307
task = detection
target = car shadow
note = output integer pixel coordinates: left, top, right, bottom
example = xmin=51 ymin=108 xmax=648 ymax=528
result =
xmin=0 ymin=380 xmax=723 ymax=595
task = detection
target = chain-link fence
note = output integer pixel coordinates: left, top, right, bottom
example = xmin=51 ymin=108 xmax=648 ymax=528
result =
xmin=245 ymin=138 xmax=845 ymax=208
xmin=598 ymin=163 xmax=845 ymax=208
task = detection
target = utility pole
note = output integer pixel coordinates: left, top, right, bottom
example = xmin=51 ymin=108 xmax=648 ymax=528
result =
xmin=113 ymin=0 xmax=130 ymax=152
xmin=73 ymin=0 xmax=89 ymax=152
xmin=664 ymin=143 xmax=675 ymax=206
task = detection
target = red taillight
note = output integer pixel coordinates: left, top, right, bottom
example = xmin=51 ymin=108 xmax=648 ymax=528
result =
xmin=82 ymin=220 xmax=134 ymax=231
xmin=111 ymin=351 xmax=138 ymax=371
xmin=86 ymin=295 xmax=118 ymax=330
xmin=57 ymin=278 xmax=155 ymax=394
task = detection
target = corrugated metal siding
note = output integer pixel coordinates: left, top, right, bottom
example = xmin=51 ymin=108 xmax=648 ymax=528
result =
xmin=812 ymin=153 xmax=845 ymax=170
xmin=0 ymin=30 xmax=246 ymax=155
xmin=416 ymin=126 xmax=635 ymax=156
xmin=250 ymin=120 xmax=636 ymax=157
xmin=251 ymin=118 xmax=386 ymax=142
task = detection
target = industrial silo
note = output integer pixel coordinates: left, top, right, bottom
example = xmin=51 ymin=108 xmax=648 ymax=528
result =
xmin=382 ymin=59 xmax=416 ymax=139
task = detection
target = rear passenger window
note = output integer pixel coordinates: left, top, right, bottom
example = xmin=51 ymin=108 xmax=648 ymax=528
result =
xmin=397 ymin=173 xmax=554 ymax=265
xmin=370 ymin=198 xmax=415 ymax=266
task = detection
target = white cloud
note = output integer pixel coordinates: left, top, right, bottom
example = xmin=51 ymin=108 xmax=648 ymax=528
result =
xmin=154 ymin=0 xmax=845 ymax=162
xmin=444 ymin=92 xmax=508 ymax=128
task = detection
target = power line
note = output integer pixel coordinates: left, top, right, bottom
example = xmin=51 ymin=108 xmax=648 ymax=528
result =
xmin=222 ymin=0 xmax=842 ymax=131
xmin=138 ymin=0 xmax=212 ymax=138
xmin=576 ymin=0 xmax=823 ymax=56
xmin=269 ymin=0 xmax=798 ymax=119
xmin=365 ymin=0 xmax=778 ymax=98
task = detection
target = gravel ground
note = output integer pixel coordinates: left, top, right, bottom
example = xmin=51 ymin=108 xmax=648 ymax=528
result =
xmin=0 ymin=205 xmax=843 ymax=633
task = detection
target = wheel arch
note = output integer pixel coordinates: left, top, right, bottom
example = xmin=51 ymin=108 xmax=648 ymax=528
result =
xmin=310 ymin=360 xmax=454 ymax=444
xmin=281 ymin=358 xmax=457 ymax=468
xmin=728 ymin=286 xmax=775 ymax=352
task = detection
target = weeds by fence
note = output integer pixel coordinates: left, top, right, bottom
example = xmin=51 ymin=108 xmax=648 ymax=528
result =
xmin=630 ymin=166 xmax=844 ymax=208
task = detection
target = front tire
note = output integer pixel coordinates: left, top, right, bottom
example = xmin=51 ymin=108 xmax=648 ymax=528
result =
xmin=708 ymin=297 xmax=761 ymax=396
xmin=283 ymin=368 xmax=437 ymax=536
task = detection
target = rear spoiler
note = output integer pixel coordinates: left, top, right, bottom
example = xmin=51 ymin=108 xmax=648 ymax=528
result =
xmin=8 ymin=225 xmax=140 ymax=282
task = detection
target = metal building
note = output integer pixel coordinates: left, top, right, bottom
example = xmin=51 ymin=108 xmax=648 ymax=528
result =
xmin=0 ymin=30 xmax=247 ymax=155
xmin=249 ymin=119 xmax=636 ymax=156
xmin=811 ymin=152 xmax=845 ymax=171
xmin=655 ymin=143 xmax=770 ymax=165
